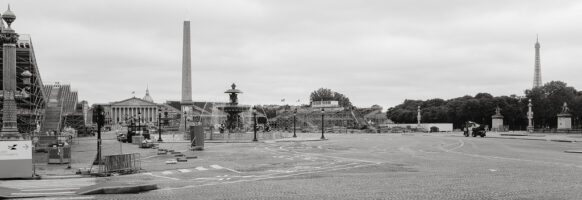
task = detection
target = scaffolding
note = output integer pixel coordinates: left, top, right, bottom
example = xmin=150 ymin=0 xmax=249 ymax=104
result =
xmin=0 ymin=34 xmax=47 ymax=136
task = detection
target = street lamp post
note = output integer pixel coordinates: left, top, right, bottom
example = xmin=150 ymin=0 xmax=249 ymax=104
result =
xmin=253 ymin=107 xmax=258 ymax=142
xmin=321 ymin=108 xmax=325 ymax=140
xmin=157 ymin=108 xmax=163 ymax=142
xmin=293 ymin=108 xmax=297 ymax=138
xmin=253 ymin=106 xmax=259 ymax=142
xmin=183 ymin=111 xmax=187 ymax=134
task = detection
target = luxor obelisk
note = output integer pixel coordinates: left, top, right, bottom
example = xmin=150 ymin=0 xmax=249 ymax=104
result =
xmin=180 ymin=21 xmax=192 ymax=132
xmin=182 ymin=21 xmax=192 ymax=104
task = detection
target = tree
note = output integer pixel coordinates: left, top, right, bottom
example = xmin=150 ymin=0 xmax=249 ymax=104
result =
xmin=525 ymin=81 xmax=578 ymax=128
xmin=309 ymin=88 xmax=353 ymax=108
xmin=310 ymin=88 xmax=334 ymax=101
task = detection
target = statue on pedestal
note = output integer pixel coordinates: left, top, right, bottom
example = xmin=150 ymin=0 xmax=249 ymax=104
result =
xmin=561 ymin=102 xmax=569 ymax=113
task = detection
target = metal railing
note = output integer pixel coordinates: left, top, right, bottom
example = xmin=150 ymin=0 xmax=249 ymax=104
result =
xmin=98 ymin=153 xmax=141 ymax=175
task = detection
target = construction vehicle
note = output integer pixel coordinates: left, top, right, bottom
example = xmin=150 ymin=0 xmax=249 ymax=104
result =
xmin=463 ymin=121 xmax=486 ymax=137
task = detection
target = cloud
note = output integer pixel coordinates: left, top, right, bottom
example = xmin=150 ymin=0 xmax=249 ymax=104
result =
xmin=6 ymin=0 xmax=582 ymax=109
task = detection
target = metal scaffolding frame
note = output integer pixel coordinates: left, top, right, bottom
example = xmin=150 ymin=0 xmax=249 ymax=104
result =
xmin=0 ymin=34 xmax=47 ymax=135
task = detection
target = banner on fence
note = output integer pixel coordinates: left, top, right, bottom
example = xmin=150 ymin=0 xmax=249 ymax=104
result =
xmin=0 ymin=140 xmax=33 ymax=178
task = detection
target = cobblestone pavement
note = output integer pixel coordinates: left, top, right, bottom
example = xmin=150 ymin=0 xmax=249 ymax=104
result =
xmin=66 ymin=133 xmax=582 ymax=200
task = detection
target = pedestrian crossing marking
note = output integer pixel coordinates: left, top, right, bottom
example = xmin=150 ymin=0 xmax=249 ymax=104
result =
xmin=178 ymin=169 xmax=192 ymax=173
xmin=210 ymin=165 xmax=224 ymax=169
xmin=162 ymin=171 xmax=173 ymax=175
xmin=195 ymin=166 xmax=208 ymax=171
xmin=143 ymin=172 xmax=180 ymax=180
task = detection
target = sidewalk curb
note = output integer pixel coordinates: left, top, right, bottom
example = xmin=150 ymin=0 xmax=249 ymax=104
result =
xmin=40 ymin=175 xmax=85 ymax=179
xmin=206 ymin=141 xmax=261 ymax=143
xmin=77 ymin=184 xmax=158 ymax=195
xmin=273 ymin=139 xmax=327 ymax=143
xmin=564 ymin=150 xmax=582 ymax=153
xmin=499 ymin=134 xmax=529 ymax=136
xmin=487 ymin=136 xmax=578 ymax=143
xmin=486 ymin=136 xmax=547 ymax=141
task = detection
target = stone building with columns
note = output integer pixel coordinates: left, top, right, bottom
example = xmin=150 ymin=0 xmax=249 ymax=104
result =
xmin=99 ymin=89 xmax=161 ymax=127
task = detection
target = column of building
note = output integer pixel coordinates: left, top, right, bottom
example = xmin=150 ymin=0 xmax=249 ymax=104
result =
xmin=109 ymin=105 xmax=161 ymax=125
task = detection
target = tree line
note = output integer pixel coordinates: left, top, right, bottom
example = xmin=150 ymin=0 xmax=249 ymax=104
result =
xmin=386 ymin=81 xmax=582 ymax=130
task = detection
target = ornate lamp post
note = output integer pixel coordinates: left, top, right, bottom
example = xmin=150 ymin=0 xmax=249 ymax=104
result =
xmin=0 ymin=6 xmax=23 ymax=140
xmin=321 ymin=108 xmax=326 ymax=140
xmin=293 ymin=108 xmax=297 ymax=138
xmin=527 ymin=99 xmax=534 ymax=132
xmin=253 ymin=106 xmax=258 ymax=142
xmin=157 ymin=108 xmax=163 ymax=142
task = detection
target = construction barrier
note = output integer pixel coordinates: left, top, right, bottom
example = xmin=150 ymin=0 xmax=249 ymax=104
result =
xmin=98 ymin=153 xmax=141 ymax=175
xmin=33 ymin=135 xmax=74 ymax=152
xmin=48 ymin=145 xmax=71 ymax=164
xmin=189 ymin=126 xmax=204 ymax=150
xmin=0 ymin=140 xmax=33 ymax=179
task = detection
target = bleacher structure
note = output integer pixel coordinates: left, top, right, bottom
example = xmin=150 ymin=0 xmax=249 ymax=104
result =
xmin=0 ymin=34 xmax=48 ymax=134
xmin=41 ymin=83 xmax=83 ymax=133
xmin=269 ymin=106 xmax=389 ymax=133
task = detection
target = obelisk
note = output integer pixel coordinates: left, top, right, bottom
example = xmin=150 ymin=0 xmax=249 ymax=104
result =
xmin=180 ymin=21 xmax=192 ymax=133
xmin=181 ymin=21 xmax=192 ymax=103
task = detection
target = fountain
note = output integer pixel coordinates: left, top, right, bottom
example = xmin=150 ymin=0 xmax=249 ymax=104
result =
xmin=216 ymin=83 xmax=251 ymax=133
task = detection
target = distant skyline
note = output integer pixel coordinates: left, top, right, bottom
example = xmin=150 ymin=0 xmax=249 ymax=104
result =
xmin=7 ymin=0 xmax=582 ymax=109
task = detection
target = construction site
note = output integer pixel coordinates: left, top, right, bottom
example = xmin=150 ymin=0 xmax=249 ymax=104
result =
xmin=0 ymin=34 xmax=87 ymax=137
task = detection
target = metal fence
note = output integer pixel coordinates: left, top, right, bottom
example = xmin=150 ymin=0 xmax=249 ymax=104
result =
xmin=33 ymin=135 xmax=74 ymax=152
xmin=47 ymin=146 xmax=71 ymax=164
xmin=98 ymin=153 xmax=141 ymax=175
xmin=205 ymin=131 xmax=291 ymax=141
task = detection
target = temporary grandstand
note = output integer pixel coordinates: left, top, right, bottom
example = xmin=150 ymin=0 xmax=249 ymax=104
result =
xmin=0 ymin=34 xmax=48 ymax=135
xmin=268 ymin=105 xmax=388 ymax=133
xmin=41 ymin=83 xmax=83 ymax=133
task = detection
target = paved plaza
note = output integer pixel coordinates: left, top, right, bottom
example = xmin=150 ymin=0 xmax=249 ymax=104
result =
xmin=3 ymin=132 xmax=581 ymax=199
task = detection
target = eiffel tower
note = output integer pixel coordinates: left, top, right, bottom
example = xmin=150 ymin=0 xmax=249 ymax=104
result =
xmin=533 ymin=36 xmax=542 ymax=88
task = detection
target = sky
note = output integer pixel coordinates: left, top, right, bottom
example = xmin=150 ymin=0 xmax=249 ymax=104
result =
xmin=6 ymin=0 xmax=582 ymax=109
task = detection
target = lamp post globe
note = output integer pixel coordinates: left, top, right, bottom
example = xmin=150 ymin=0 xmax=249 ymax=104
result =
xmin=157 ymin=108 xmax=163 ymax=142
xmin=293 ymin=108 xmax=297 ymax=138
xmin=321 ymin=108 xmax=325 ymax=140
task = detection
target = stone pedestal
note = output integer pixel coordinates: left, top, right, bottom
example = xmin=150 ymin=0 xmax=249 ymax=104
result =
xmin=557 ymin=113 xmax=572 ymax=130
xmin=491 ymin=107 xmax=504 ymax=132
xmin=492 ymin=117 xmax=504 ymax=132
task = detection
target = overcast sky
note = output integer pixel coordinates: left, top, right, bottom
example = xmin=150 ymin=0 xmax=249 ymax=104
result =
xmin=7 ymin=0 xmax=582 ymax=109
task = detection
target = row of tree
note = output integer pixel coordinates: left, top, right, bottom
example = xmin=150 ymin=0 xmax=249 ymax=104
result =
xmin=386 ymin=81 xmax=582 ymax=130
